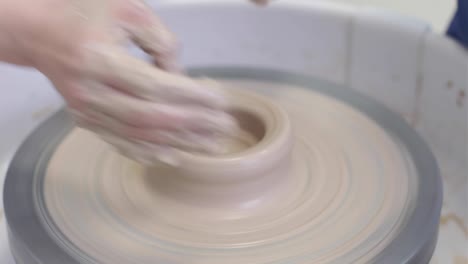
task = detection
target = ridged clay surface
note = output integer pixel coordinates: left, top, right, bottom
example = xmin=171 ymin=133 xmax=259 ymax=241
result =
xmin=43 ymin=79 xmax=417 ymax=263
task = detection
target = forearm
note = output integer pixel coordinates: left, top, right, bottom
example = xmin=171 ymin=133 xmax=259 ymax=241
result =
xmin=0 ymin=0 xmax=31 ymax=65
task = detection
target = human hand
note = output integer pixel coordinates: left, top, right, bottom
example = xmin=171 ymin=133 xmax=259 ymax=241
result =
xmin=1 ymin=0 xmax=236 ymax=164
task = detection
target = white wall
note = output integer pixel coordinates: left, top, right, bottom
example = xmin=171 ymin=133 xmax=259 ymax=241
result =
xmin=327 ymin=0 xmax=456 ymax=32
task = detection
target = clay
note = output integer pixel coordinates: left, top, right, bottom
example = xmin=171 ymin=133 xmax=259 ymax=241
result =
xmin=43 ymin=79 xmax=417 ymax=263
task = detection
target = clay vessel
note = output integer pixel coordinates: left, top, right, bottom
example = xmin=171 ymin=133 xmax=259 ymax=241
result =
xmin=147 ymin=90 xmax=293 ymax=208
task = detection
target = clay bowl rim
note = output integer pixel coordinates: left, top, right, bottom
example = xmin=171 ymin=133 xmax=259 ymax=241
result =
xmin=177 ymin=89 xmax=293 ymax=168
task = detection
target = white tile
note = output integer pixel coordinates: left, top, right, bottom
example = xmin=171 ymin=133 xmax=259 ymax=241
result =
xmin=415 ymin=33 xmax=468 ymax=264
xmin=158 ymin=1 xmax=355 ymax=84
xmin=415 ymin=33 xmax=467 ymax=175
xmin=415 ymin=36 xmax=468 ymax=263
xmin=327 ymin=0 xmax=455 ymax=33
xmin=348 ymin=7 xmax=430 ymax=119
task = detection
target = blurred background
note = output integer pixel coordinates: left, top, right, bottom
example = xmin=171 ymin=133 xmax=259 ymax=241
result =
xmin=328 ymin=0 xmax=456 ymax=32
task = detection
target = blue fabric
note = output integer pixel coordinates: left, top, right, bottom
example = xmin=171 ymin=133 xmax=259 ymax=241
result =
xmin=447 ymin=0 xmax=468 ymax=48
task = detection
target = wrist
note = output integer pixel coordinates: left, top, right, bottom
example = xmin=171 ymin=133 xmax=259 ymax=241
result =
xmin=0 ymin=1 xmax=35 ymax=66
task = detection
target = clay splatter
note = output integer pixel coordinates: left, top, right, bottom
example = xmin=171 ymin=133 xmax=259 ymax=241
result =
xmin=31 ymin=106 xmax=55 ymax=121
xmin=453 ymin=255 xmax=468 ymax=264
xmin=447 ymin=80 xmax=454 ymax=90
xmin=456 ymin=90 xmax=465 ymax=107
xmin=440 ymin=213 xmax=468 ymax=237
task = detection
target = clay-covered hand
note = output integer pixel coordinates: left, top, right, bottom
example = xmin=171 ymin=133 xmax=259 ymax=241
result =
xmin=0 ymin=0 xmax=236 ymax=164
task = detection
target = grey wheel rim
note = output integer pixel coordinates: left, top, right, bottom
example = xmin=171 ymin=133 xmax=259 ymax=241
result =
xmin=4 ymin=67 xmax=442 ymax=264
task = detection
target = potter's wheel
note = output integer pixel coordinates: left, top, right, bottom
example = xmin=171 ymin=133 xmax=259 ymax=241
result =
xmin=4 ymin=68 xmax=442 ymax=264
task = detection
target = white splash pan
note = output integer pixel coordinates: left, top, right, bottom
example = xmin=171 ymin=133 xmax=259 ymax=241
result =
xmin=0 ymin=1 xmax=466 ymax=263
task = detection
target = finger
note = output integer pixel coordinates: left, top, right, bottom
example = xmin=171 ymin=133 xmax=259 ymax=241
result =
xmin=48 ymin=77 xmax=89 ymax=110
xmin=110 ymin=26 xmax=132 ymax=46
xmin=116 ymin=0 xmax=180 ymax=72
xmin=83 ymin=45 xmax=228 ymax=108
xmin=74 ymin=103 xmax=236 ymax=149
xmin=142 ymin=131 xmax=222 ymax=153
xmin=77 ymin=112 xmax=222 ymax=153
xmin=93 ymin=127 xmax=181 ymax=165
xmin=79 ymin=81 xmax=238 ymax=132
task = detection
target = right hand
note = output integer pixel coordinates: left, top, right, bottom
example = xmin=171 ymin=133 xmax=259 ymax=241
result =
xmin=1 ymin=0 xmax=237 ymax=164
